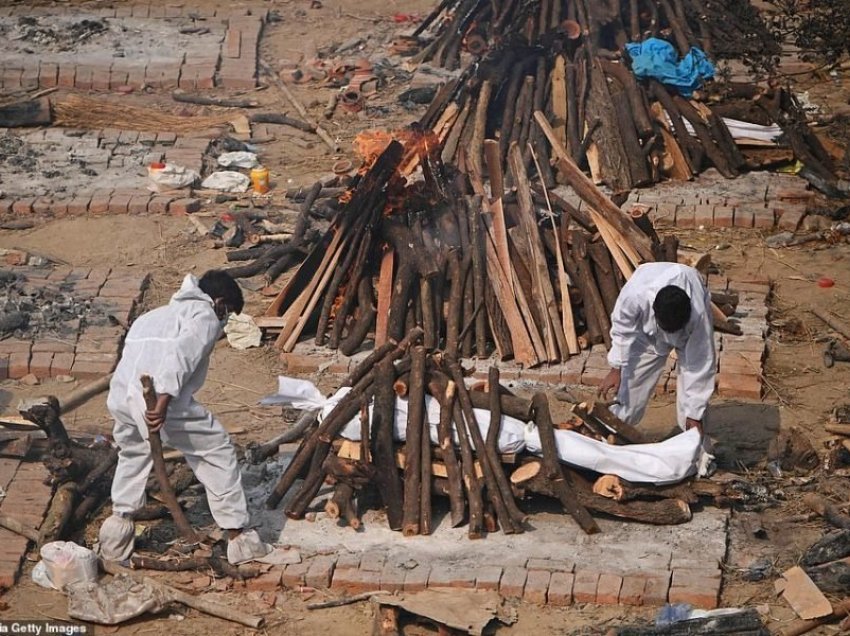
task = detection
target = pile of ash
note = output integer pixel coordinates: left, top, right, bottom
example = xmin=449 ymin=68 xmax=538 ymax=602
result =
xmin=9 ymin=16 xmax=108 ymax=52
xmin=0 ymin=269 xmax=112 ymax=340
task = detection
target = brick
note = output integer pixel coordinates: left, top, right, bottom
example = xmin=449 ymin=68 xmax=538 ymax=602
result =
xmin=8 ymin=352 xmax=29 ymax=379
xmin=358 ymin=551 xmax=386 ymax=572
xmin=330 ymin=568 xmax=381 ymax=593
xmin=653 ymin=202 xmax=677 ymax=225
xmin=32 ymin=197 xmax=53 ymax=215
xmin=668 ymin=580 xmax=720 ymax=610
xmin=0 ymin=340 xmax=32 ymax=354
xmin=642 ymin=574 xmax=671 ymax=606
xmin=50 ymin=352 xmax=75 ymax=377
xmin=169 ymin=198 xmax=201 ymax=215
xmin=334 ymin=552 xmax=360 ymax=571
xmin=619 ymin=575 xmax=647 ymax=605
xmin=245 ymin=569 xmax=281 ymax=592
xmin=280 ymin=353 xmax=322 ymax=375
xmin=474 ymin=566 xmax=503 ymax=591
xmin=107 ymin=194 xmax=132 ymax=215
xmin=379 ymin=563 xmax=406 ymax=592
xmin=524 ymin=569 xmax=551 ymax=605
xmin=713 ymin=205 xmax=735 ymax=228
xmin=596 ymin=573 xmax=623 ymax=605
xmin=427 ymin=564 xmax=475 ymax=589
xmin=28 ymin=352 xmax=53 ymax=378
xmin=91 ymin=66 xmax=113 ymax=91
xmin=547 ymin=572 xmax=574 ymax=606
xmin=580 ymin=366 xmax=608 ymax=387
xmin=128 ymin=195 xmax=151 ymax=215
xmin=778 ymin=208 xmax=806 ymax=232
xmin=722 ymin=337 xmax=764 ymax=354
xmin=148 ymin=196 xmax=174 ymax=215
xmin=224 ymin=29 xmax=242 ymax=58
xmin=671 ymin=568 xmax=722 ymax=586
xmin=572 ymin=570 xmax=600 ymax=604
xmin=0 ymin=356 xmax=8 ymax=381
xmin=281 ymin=562 xmax=310 ymax=589
xmin=733 ymin=207 xmax=754 ymax=228
xmin=675 ymin=205 xmax=695 ymax=229
xmin=716 ymin=372 xmax=761 ymax=400
xmin=693 ymin=204 xmax=714 ymax=228
xmin=402 ymin=565 xmax=430 ymax=592
xmin=88 ymin=191 xmax=112 ymax=215
xmin=499 ymin=566 xmax=527 ymax=599
xmin=71 ymin=356 xmax=116 ymax=379
xmin=11 ymin=198 xmax=34 ymax=215
xmin=526 ymin=559 xmax=573 ymax=573
xmin=66 ymin=197 xmax=91 ymax=215
xmin=305 ymin=555 xmax=336 ymax=589
xmin=753 ymin=209 xmax=776 ymax=229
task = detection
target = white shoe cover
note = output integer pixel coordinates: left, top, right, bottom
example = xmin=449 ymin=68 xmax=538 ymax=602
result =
xmin=226 ymin=529 xmax=272 ymax=565
xmin=98 ymin=515 xmax=135 ymax=562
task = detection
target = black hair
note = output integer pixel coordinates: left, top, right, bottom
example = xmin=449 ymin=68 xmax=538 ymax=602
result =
xmin=653 ymin=285 xmax=691 ymax=332
xmin=199 ymin=270 xmax=244 ymax=315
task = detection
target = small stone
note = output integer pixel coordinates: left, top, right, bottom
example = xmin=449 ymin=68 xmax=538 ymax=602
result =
xmin=20 ymin=373 xmax=39 ymax=386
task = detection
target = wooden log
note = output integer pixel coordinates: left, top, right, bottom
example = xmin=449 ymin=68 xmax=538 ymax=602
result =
xmin=530 ymin=394 xmax=600 ymax=534
xmin=592 ymin=474 xmax=698 ymax=504
xmin=564 ymin=59 xmax=583 ymax=165
xmin=616 ymin=608 xmax=765 ymax=635
xmin=608 ymin=78 xmax=652 ymax=186
xmin=449 ymin=361 xmax=524 ymax=532
xmin=37 ymin=482 xmax=77 ymax=547
xmin=246 ymin=410 xmax=319 ymax=464
xmin=774 ymin=598 xmax=850 ymax=636
xmin=420 ymin=381 xmax=433 ymax=535
xmin=453 ymin=399 xmax=484 ymax=539
xmin=445 ymin=249 xmax=463 ymax=358
xmin=326 ymin=482 xmax=361 ymax=529
xmin=402 ymin=346 xmax=426 ymax=536
xmin=466 ymin=195 xmax=489 ymax=357
xmin=803 ymin=493 xmax=850 ymax=530
xmin=584 ymin=59 xmax=633 ymax=192
xmin=488 ymin=366 xmax=527 ymax=525
xmin=140 ymin=376 xmax=200 ymax=543
xmin=826 ymin=424 xmax=850 ymax=437
xmin=587 ymin=240 xmax=620 ymax=316
xmin=672 ymin=94 xmax=737 ymax=178
xmin=551 ymin=55 xmax=568 ymax=153
xmin=811 ymin=309 xmax=850 ymax=342
xmin=534 ymin=110 xmax=654 ymax=263
xmin=59 ymin=373 xmax=114 ymax=414
xmin=574 ymin=401 xmax=649 ymax=444
xmin=572 ymin=231 xmax=611 ymax=347
xmin=0 ymin=97 xmax=51 ymax=127
xmin=372 ymin=356 xmax=405 ymax=531
xmin=802 ymin=530 xmax=850 ymax=567
xmin=468 ymin=79 xmax=492 ymax=185
xmin=649 ymin=84 xmax=702 ymax=173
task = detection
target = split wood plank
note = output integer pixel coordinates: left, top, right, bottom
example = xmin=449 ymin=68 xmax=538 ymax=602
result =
xmin=778 ymin=566 xmax=832 ymax=620
xmin=374 ymin=247 xmax=395 ymax=347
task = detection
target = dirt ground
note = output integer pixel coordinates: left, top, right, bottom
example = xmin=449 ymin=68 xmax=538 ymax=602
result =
xmin=2 ymin=0 xmax=850 ymax=633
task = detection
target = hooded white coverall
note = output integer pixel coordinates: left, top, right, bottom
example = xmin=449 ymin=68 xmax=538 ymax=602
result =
xmin=607 ymin=262 xmax=715 ymax=430
xmin=106 ymin=275 xmax=250 ymax=531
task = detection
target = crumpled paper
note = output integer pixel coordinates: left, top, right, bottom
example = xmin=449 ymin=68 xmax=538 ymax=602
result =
xmin=224 ymin=313 xmax=262 ymax=349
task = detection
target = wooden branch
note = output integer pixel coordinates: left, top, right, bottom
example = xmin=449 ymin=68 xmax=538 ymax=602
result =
xmin=372 ymin=356 xmax=405 ymax=531
xmin=574 ymin=401 xmax=649 ymax=444
xmin=0 ymin=513 xmax=39 ymax=541
xmin=402 ymin=346 xmax=426 ymax=536
xmin=140 ymin=375 xmax=200 ymax=543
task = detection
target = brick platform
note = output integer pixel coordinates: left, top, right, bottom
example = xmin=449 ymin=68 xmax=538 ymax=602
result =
xmin=0 ymin=460 xmax=51 ymax=590
xmin=0 ymin=264 xmax=149 ymax=381
xmin=279 ymin=275 xmax=771 ymax=401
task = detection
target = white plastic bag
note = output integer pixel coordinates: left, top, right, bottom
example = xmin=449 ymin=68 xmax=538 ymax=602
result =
xmin=201 ymin=171 xmax=250 ymax=192
xmin=36 ymin=541 xmax=99 ymax=590
xmin=224 ymin=313 xmax=262 ymax=349
xmin=147 ymin=163 xmax=199 ymax=192
xmin=217 ymin=151 xmax=258 ymax=169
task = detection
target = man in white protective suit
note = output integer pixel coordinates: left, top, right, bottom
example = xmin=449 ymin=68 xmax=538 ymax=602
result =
xmin=98 ymin=270 xmax=271 ymax=564
xmin=598 ymin=262 xmax=715 ymax=434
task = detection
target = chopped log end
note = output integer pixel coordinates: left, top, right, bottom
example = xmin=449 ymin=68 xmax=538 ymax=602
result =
xmin=402 ymin=524 xmax=419 ymax=537
xmin=593 ymin=475 xmax=625 ymax=501
xmin=325 ymin=501 xmax=341 ymax=519
xmin=510 ymin=460 xmax=542 ymax=485
xmin=676 ymin=499 xmax=692 ymax=520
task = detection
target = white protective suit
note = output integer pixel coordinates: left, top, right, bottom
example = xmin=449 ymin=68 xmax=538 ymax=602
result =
xmin=607 ymin=262 xmax=715 ymax=430
xmin=103 ymin=275 xmax=250 ymax=542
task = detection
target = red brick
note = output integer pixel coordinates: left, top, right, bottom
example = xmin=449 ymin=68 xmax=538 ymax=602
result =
xmin=107 ymin=194 xmax=132 ymax=215
xmin=675 ymin=205 xmax=696 ymax=229
xmin=245 ymin=569 xmax=282 ymax=592
xmin=32 ymin=197 xmax=53 ymax=215
xmin=596 ymin=573 xmax=623 ymax=605
xmin=642 ymin=574 xmax=671 ymax=606
xmin=66 ymin=197 xmax=91 ymax=215
xmin=474 ymin=566 xmax=503 ymax=591
xmin=668 ymin=580 xmax=720 ymax=610
xmin=653 ymin=202 xmax=677 ymax=225
xmin=733 ymin=207 xmax=754 ymax=228
xmin=88 ymin=192 xmax=112 ymax=215
xmin=618 ymin=575 xmax=647 ymax=605
xmin=778 ymin=208 xmax=806 ymax=232
xmin=753 ymin=209 xmax=776 ymax=229
xmin=57 ymin=65 xmax=76 ymax=88
xmin=0 ymin=356 xmax=9 ymax=381
xmin=580 ymin=366 xmax=608 ymax=387
xmin=330 ymin=568 xmax=381 ymax=593
xmin=28 ymin=352 xmax=53 ymax=378
xmin=713 ymin=205 xmax=735 ymax=228
xmin=716 ymin=372 xmax=761 ymax=399
xmin=281 ymin=562 xmax=310 ymax=589
xmin=305 ymin=555 xmax=336 ymax=589
xmin=547 ymin=573 xmax=575 ymax=609
xmin=91 ymin=66 xmax=112 ymax=91
xmin=693 ymin=204 xmax=714 ymax=228
xmin=224 ymin=29 xmax=242 ymax=58
xmin=499 ymin=566 xmax=527 ymax=598
xmin=671 ymin=567 xmax=721 ymax=586
xmin=11 ymin=198 xmax=34 ymax=215
xmin=50 ymin=352 xmax=75 ymax=377
xmin=358 ymin=551 xmax=386 ymax=572
xmin=379 ymin=563 xmax=406 ymax=592
xmin=427 ymin=564 xmax=474 ymax=589
xmin=402 ymin=565 xmax=430 ymax=592
xmin=334 ymin=552 xmax=360 ymax=571
xmin=169 ymin=198 xmax=201 ymax=215
xmin=148 ymin=196 xmax=174 ymax=215
xmin=71 ymin=355 xmax=117 ymax=379
xmin=0 ymin=562 xmax=20 ymax=589
xmin=524 ymin=569 xmax=551 ymax=605
xmin=0 ymin=340 xmax=31 ymax=354
xmin=572 ymin=570 xmax=600 ymax=604
xmin=8 ymin=352 xmax=29 ymax=379
xmin=722 ymin=337 xmax=764 ymax=354
xmin=526 ymin=559 xmax=573 ymax=573
xmin=127 ymin=195 xmax=151 ymax=215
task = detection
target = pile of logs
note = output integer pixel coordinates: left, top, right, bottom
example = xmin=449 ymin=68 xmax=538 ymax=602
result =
xmin=264 ymin=329 xmax=705 ymax=537
xmin=262 ymin=120 xmax=670 ymax=362
xmin=410 ymin=0 xmax=839 ymax=193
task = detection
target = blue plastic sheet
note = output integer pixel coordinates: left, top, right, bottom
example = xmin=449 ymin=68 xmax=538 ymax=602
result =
xmin=625 ymin=37 xmax=715 ymax=97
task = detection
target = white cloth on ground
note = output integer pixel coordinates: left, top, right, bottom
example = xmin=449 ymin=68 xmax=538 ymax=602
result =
xmin=607 ymin=262 xmax=715 ymax=429
xmin=262 ymin=376 xmax=706 ymax=484
xmin=227 ymin=529 xmax=273 ymax=565
xmin=106 ymin=274 xmax=250 ymax=530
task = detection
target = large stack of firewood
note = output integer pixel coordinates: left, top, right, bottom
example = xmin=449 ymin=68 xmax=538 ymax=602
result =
xmin=411 ymin=0 xmax=838 ymax=193
xmin=264 ymin=330 xmax=709 ymax=536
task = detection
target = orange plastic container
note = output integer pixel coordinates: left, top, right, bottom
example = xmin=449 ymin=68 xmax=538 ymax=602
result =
xmin=250 ymin=166 xmax=270 ymax=194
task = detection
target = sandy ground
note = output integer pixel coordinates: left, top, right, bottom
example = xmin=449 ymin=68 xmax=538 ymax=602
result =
xmin=1 ymin=0 xmax=850 ymax=633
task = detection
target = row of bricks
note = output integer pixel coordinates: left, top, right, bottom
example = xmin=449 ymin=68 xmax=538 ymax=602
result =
xmin=631 ymin=182 xmax=814 ymax=207
xmin=0 ymin=328 xmax=125 ymax=356
xmin=0 ymin=61 xmax=219 ymax=92
xmin=0 ymin=351 xmax=118 ymax=380
xmin=0 ymin=5 xmax=270 ymax=19
xmin=219 ymin=18 xmax=264 ymax=89
xmin=645 ymin=202 xmax=806 ymax=231
xmin=20 ymin=128 xmax=179 ymax=148
xmin=0 ymin=461 xmax=51 ymax=589
xmin=1 ymin=195 xmax=201 ymax=217
xmin=270 ymin=558 xmax=721 ymax=609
